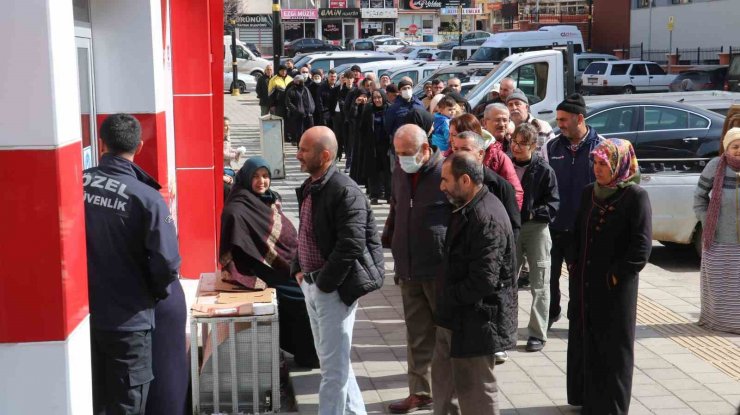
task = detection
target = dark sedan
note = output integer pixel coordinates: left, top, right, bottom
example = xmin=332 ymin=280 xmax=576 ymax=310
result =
xmin=669 ymin=66 xmax=728 ymax=92
xmin=283 ymin=38 xmax=342 ymax=57
xmin=556 ymin=100 xmax=725 ymax=159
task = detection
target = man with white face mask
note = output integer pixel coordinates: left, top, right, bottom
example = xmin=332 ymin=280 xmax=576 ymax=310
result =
xmin=382 ymin=124 xmax=451 ymax=414
xmin=384 ymin=79 xmax=425 ymax=140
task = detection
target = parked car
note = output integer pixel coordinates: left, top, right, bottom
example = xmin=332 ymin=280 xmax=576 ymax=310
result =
xmin=376 ymin=38 xmax=413 ymax=53
xmin=224 ymin=35 xmax=270 ymax=76
xmin=437 ymin=31 xmax=492 ymax=50
xmin=292 ymin=51 xmax=406 ymax=74
xmin=386 ymin=61 xmax=457 ymax=86
xmin=669 ymin=66 xmax=728 ymax=92
xmin=450 ymin=45 xmax=479 ymax=61
xmin=368 ymin=34 xmax=394 ymax=44
xmin=417 ymin=49 xmax=452 ymax=61
xmin=223 ymin=72 xmax=257 ymax=94
xmin=557 ymin=100 xmax=726 ymax=159
xmin=572 ymin=53 xmax=618 ymax=92
xmin=284 ymin=38 xmax=342 ymax=57
xmin=581 ymin=60 xmax=677 ymax=94
xmin=348 ymin=39 xmax=375 ymax=51
xmin=394 ymin=46 xmax=437 ymax=60
xmin=728 ymin=55 xmax=740 ymax=92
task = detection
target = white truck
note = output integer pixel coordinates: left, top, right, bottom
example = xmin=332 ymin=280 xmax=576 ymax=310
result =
xmin=465 ymin=50 xmax=740 ymax=253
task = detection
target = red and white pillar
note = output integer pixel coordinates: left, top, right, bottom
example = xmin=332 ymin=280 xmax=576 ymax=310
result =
xmin=170 ymin=0 xmax=224 ymax=278
xmin=0 ymin=0 xmax=92 ymax=413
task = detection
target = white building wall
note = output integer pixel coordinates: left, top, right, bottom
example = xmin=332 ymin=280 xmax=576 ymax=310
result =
xmin=631 ymin=0 xmax=740 ymax=51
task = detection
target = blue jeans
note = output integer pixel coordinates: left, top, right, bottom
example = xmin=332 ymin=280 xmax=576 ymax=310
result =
xmin=300 ymin=280 xmax=366 ymax=415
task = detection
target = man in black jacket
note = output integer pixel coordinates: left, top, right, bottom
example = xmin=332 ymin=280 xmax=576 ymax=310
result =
xmin=317 ymin=69 xmax=339 ymax=129
xmin=256 ymin=64 xmax=272 ymax=116
xmin=451 ymin=131 xmax=521 ymax=242
xmin=84 ymin=114 xmax=181 ymax=414
xmin=432 ymin=151 xmax=516 ymax=415
xmin=292 ymin=126 xmax=384 ymax=414
xmin=382 ymin=124 xmax=451 ymax=414
xmin=285 ymin=75 xmax=315 ymax=146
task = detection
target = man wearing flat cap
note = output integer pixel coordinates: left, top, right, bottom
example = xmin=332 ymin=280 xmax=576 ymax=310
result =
xmin=506 ymin=89 xmax=554 ymax=158
xmin=545 ymin=93 xmax=604 ymax=332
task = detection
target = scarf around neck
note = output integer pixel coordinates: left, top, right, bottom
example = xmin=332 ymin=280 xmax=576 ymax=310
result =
xmin=703 ymin=152 xmax=740 ymax=247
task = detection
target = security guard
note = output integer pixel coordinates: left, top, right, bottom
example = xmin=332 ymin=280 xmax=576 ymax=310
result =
xmin=84 ymin=113 xmax=181 ymax=414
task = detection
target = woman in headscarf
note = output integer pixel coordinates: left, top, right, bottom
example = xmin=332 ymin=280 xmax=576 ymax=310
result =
xmin=220 ymin=157 xmax=319 ymax=368
xmin=347 ymin=87 xmax=370 ymax=183
xmin=566 ymin=138 xmax=652 ymax=414
xmin=359 ymin=89 xmax=392 ymax=204
xmin=693 ymin=127 xmax=740 ymax=334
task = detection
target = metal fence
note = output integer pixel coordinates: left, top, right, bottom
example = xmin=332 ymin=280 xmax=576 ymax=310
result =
xmin=617 ymin=43 xmax=736 ymax=65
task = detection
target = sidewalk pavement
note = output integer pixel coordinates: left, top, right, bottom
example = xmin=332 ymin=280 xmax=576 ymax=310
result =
xmin=224 ymin=94 xmax=740 ymax=415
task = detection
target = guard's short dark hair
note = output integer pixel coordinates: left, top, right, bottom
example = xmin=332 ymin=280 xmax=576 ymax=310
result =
xmin=432 ymin=79 xmax=444 ymax=87
xmin=99 ymin=113 xmax=141 ymax=154
xmin=445 ymin=151 xmax=484 ymax=185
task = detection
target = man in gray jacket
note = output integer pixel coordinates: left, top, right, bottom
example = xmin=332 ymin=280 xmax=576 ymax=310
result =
xmin=382 ymin=124 xmax=452 ymax=414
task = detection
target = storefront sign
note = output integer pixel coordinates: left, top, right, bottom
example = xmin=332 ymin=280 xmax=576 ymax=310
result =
xmin=281 ymin=9 xmax=319 ymax=20
xmin=403 ymin=0 xmax=467 ymax=9
xmin=440 ymin=6 xmax=483 ymax=15
xmin=361 ymin=22 xmax=382 ymax=29
xmin=319 ymin=8 xmax=360 ymax=18
xmin=330 ymin=0 xmax=347 ymax=7
xmin=361 ymin=8 xmax=398 ymax=18
xmin=235 ymin=14 xmax=272 ymax=28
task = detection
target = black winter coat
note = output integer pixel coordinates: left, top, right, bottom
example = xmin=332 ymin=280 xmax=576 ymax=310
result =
xmin=358 ymin=103 xmax=391 ymax=180
xmin=382 ymin=150 xmax=451 ymax=281
xmin=256 ymin=75 xmax=269 ymax=107
xmin=307 ymin=80 xmax=323 ymax=125
xmin=291 ymin=165 xmax=385 ymax=306
xmin=318 ymin=81 xmax=339 ymax=122
xmin=566 ymin=183 xmax=652 ymax=414
xmin=518 ymin=154 xmax=559 ymax=224
xmin=435 ymin=187 xmax=517 ymax=358
xmin=285 ymin=85 xmax=315 ymax=119
xmin=483 ymin=167 xmax=521 ymax=242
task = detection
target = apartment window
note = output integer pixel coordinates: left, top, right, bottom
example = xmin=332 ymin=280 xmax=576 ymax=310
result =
xmin=636 ymin=0 xmax=650 ymax=8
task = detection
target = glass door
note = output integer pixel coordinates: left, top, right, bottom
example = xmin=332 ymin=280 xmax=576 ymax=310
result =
xmin=343 ymin=22 xmax=356 ymax=49
xmin=76 ymin=36 xmax=98 ymax=169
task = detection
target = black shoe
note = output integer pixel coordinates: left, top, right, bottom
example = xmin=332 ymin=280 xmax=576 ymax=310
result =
xmin=518 ymin=277 xmax=530 ymax=288
xmin=370 ymin=198 xmax=379 ymax=205
xmin=525 ymin=337 xmax=545 ymax=352
xmin=548 ymin=313 xmax=561 ymax=330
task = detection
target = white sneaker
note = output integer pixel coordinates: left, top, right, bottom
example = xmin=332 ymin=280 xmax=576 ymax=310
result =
xmin=494 ymin=351 xmax=509 ymax=364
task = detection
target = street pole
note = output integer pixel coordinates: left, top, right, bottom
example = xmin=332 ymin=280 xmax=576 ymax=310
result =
xmin=272 ymin=0 xmax=282 ymax=72
xmin=230 ymin=19 xmax=239 ymax=96
xmin=587 ymin=0 xmax=593 ymax=51
xmin=458 ymin=3 xmax=463 ymax=46
xmin=647 ymin=0 xmax=653 ymax=54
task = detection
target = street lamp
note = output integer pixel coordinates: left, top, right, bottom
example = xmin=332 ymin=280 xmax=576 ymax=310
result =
xmin=458 ymin=3 xmax=463 ymax=46
xmin=229 ymin=18 xmax=240 ymax=96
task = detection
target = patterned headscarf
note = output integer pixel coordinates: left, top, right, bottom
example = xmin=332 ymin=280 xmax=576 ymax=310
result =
xmin=591 ymin=138 xmax=640 ymax=189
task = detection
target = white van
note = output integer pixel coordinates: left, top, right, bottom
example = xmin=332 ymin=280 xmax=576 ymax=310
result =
xmin=292 ymin=51 xmax=407 ymax=74
xmin=450 ymin=45 xmax=479 ymax=61
xmin=386 ymin=61 xmax=457 ymax=86
xmin=333 ymin=59 xmax=425 ymax=79
xmin=468 ymin=25 xmax=584 ymax=63
xmin=224 ymin=35 xmax=270 ymax=76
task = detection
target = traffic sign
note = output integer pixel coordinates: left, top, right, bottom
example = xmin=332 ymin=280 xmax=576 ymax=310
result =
xmin=667 ymin=16 xmax=675 ymax=31
xmin=408 ymin=24 xmax=418 ymax=35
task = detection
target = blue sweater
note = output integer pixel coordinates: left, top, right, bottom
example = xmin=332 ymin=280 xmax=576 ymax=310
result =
xmin=384 ymin=96 xmax=425 ymax=139
xmin=545 ymin=127 xmax=604 ymax=232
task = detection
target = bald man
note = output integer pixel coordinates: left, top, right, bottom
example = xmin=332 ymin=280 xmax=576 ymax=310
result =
xmin=293 ymin=126 xmax=385 ymax=414
xmin=383 ymin=124 xmax=451 ymax=414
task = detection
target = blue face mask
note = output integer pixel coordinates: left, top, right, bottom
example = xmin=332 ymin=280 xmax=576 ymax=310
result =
xmin=398 ymin=149 xmax=423 ymax=173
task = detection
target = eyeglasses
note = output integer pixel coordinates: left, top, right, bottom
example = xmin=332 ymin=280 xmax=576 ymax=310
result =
xmin=511 ymin=140 xmax=530 ymax=148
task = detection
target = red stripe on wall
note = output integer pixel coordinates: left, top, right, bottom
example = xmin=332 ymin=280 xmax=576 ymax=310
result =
xmin=175 ymin=169 xmax=217 ymax=278
xmin=0 ymin=142 xmax=89 ymax=342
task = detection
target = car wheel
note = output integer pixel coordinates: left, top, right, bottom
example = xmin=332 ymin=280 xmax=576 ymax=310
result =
xmin=250 ymin=70 xmax=262 ymax=78
xmin=237 ymin=81 xmax=247 ymax=94
xmin=622 ymin=85 xmax=635 ymax=94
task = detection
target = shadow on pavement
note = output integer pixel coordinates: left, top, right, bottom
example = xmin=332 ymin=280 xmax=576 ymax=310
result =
xmin=648 ymin=244 xmax=700 ymax=272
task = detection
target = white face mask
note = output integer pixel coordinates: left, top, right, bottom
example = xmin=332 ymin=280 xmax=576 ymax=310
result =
xmin=400 ymin=89 xmax=413 ymax=100
xmin=313 ymin=76 xmax=321 ymax=83
xmin=398 ymin=149 xmax=423 ymax=173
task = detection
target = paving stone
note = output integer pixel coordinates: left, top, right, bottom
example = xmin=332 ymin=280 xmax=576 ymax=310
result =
xmin=687 ymin=399 xmax=737 ymax=415
xmin=640 ymin=394 xmax=695 ymax=409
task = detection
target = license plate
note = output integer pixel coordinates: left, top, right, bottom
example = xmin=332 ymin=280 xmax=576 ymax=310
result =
xmin=587 ymin=77 xmax=598 ymax=84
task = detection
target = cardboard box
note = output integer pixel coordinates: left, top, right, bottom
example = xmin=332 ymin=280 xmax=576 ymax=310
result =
xmin=191 ymin=273 xmax=276 ymax=317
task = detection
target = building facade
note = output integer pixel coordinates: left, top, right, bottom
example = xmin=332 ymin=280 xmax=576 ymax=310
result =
xmin=0 ymin=0 xmax=224 ymax=412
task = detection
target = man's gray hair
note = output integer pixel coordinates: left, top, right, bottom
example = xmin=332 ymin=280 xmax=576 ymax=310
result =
xmin=394 ymin=124 xmax=427 ymax=150
xmin=455 ymin=131 xmax=487 ymax=151
xmin=484 ymin=102 xmax=509 ymax=118
xmin=501 ymin=77 xmax=516 ymax=87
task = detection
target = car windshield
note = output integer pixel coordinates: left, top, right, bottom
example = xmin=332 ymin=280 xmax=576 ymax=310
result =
xmin=584 ymin=62 xmax=608 ymax=75
xmin=464 ymin=61 xmax=511 ymax=102
xmin=293 ymin=55 xmax=311 ymax=68
xmin=396 ymin=47 xmax=414 ymax=54
xmin=470 ymin=47 xmax=509 ymax=62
